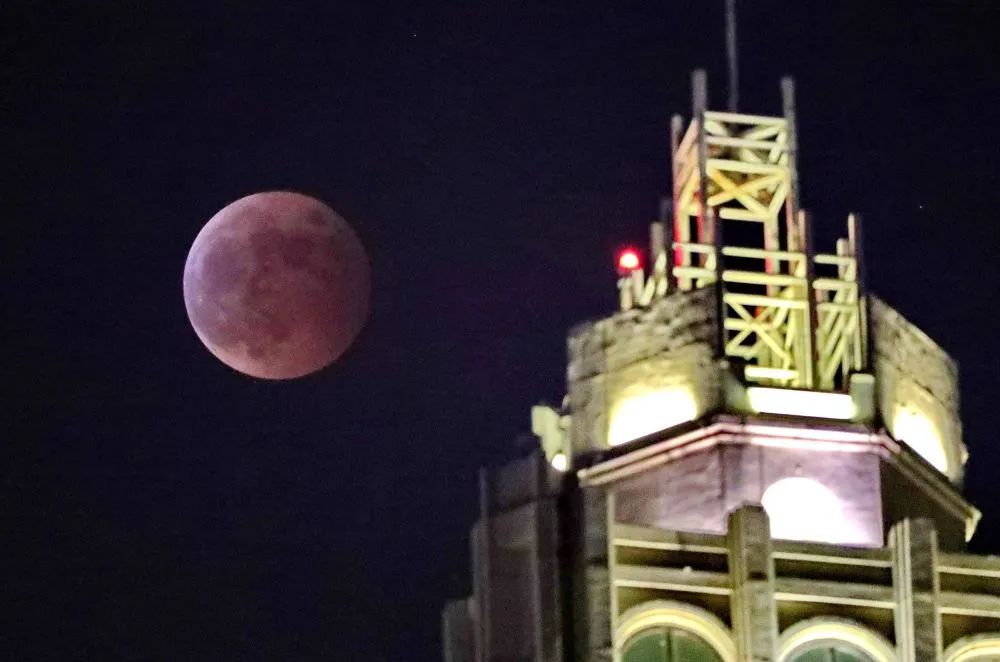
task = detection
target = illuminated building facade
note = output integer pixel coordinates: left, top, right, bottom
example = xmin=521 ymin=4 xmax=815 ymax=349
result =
xmin=441 ymin=73 xmax=1000 ymax=662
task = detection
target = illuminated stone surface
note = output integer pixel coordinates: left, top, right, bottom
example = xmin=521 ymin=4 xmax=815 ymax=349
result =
xmin=612 ymin=434 xmax=884 ymax=547
xmin=567 ymin=287 xmax=719 ymax=453
xmin=761 ymin=477 xmax=863 ymax=544
xmin=442 ymin=74 xmax=994 ymax=662
xmin=871 ymin=298 xmax=965 ymax=480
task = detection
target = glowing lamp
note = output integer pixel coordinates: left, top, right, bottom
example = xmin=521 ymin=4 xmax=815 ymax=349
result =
xmin=746 ymin=387 xmax=855 ymax=420
xmin=892 ymin=407 xmax=948 ymax=474
xmin=761 ymin=477 xmax=869 ymax=545
xmin=550 ymin=452 xmax=569 ymax=472
xmin=608 ymin=387 xmax=698 ymax=446
xmin=617 ymin=249 xmax=641 ymax=275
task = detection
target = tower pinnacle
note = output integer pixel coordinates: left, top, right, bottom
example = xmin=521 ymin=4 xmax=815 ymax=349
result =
xmin=617 ymin=73 xmax=867 ymax=395
xmin=725 ymin=0 xmax=739 ymax=112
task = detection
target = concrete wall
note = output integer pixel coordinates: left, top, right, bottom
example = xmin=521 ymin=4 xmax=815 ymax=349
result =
xmin=613 ymin=444 xmax=884 ymax=547
xmin=566 ymin=287 xmax=720 ymax=456
xmin=563 ymin=291 xmax=966 ymax=481
xmin=881 ymin=461 xmax=967 ymax=551
xmin=442 ymin=599 xmax=476 ymax=662
xmin=570 ymin=486 xmax=613 ymax=662
xmin=469 ymin=452 xmax=564 ymax=662
xmin=871 ymin=297 xmax=965 ymax=482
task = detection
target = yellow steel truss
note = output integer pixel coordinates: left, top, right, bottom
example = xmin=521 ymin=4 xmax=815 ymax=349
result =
xmin=619 ymin=73 xmax=865 ymax=392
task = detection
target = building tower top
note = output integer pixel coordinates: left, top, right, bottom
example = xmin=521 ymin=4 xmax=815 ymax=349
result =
xmin=617 ymin=71 xmax=866 ymax=395
xmin=444 ymin=11 xmax=1000 ymax=662
xmin=531 ymin=72 xmax=971 ymax=516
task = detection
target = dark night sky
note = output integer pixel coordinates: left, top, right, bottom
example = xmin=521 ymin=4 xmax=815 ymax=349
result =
xmin=4 ymin=1 xmax=1000 ymax=659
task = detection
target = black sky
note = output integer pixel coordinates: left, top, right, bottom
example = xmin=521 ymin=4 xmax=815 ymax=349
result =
xmin=4 ymin=1 xmax=1000 ymax=659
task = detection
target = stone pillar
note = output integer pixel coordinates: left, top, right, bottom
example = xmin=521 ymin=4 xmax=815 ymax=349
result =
xmin=442 ymin=599 xmax=476 ymax=662
xmin=468 ymin=453 xmax=564 ymax=662
xmin=891 ymin=518 xmax=942 ymax=661
xmin=534 ymin=486 xmax=563 ymax=662
xmin=726 ymin=505 xmax=778 ymax=661
xmin=572 ymin=485 xmax=612 ymax=662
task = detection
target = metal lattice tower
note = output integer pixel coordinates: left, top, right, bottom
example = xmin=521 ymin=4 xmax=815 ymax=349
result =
xmin=619 ymin=71 xmax=867 ymax=392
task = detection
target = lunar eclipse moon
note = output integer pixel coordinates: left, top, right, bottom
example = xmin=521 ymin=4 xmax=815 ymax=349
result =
xmin=183 ymin=191 xmax=370 ymax=379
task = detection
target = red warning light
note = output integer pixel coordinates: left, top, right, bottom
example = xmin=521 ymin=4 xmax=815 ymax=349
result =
xmin=617 ymin=249 xmax=641 ymax=274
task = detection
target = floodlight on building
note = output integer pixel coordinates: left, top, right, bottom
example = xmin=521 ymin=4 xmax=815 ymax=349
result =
xmin=892 ymin=406 xmax=948 ymax=473
xmin=746 ymin=387 xmax=855 ymax=420
xmin=762 ymin=477 xmax=869 ymax=545
xmin=608 ymin=387 xmax=699 ymax=447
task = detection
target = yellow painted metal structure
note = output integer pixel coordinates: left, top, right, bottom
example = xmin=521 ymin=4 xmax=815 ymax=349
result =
xmin=620 ymin=72 xmax=866 ymax=393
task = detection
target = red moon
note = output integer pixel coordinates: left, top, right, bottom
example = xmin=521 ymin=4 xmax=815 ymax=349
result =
xmin=183 ymin=192 xmax=370 ymax=379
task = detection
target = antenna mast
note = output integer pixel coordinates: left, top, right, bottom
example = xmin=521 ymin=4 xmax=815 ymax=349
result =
xmin=725 ymin=0 xmax=739 ymax=111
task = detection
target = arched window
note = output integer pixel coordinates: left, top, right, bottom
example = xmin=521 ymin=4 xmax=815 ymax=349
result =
xmin=615 ymin=600 xmax=737 ymax=662
xmin=943 ymin=633 xmax=1000 ymax=661
xmin=778 ymin=618 xmax=894 ymax=662
xmin=622 ymin=626 xmax=722 ymax=662
xmin=786 ymin=642 xmax=875 ymax=662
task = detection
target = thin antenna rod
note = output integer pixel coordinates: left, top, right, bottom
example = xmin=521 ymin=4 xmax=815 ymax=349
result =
xmin=725 ymin=0 xmax=739 ymax=111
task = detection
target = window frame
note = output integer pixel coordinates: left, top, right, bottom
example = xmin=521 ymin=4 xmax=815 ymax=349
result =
xmin=778 ymin=618 xmax=895 ymax=662
xmin=615 ymin=600 xmax=737 ymax=662
xmin=943 ymin=633 xmax=1000 ymax=661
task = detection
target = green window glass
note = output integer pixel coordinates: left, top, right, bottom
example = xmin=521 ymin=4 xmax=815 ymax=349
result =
xmin=622 ymin=627 xmax=722 ymax=662
xmin=788 ymin=643 xmax=875 ymax=662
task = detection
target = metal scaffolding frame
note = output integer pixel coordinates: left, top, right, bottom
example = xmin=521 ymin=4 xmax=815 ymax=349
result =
xmin=618 ymin=71 xmax=866 ymax=392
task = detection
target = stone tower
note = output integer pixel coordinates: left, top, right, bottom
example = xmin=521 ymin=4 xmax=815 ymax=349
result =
xmin=441 ymin=72 xmax=1000 ymax=662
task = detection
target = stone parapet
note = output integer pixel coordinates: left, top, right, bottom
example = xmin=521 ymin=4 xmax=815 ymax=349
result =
xmin=566 ymin=287 xmax=720 ymax=454
xmin=871 ymin=297 xmax=965 ymax=482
